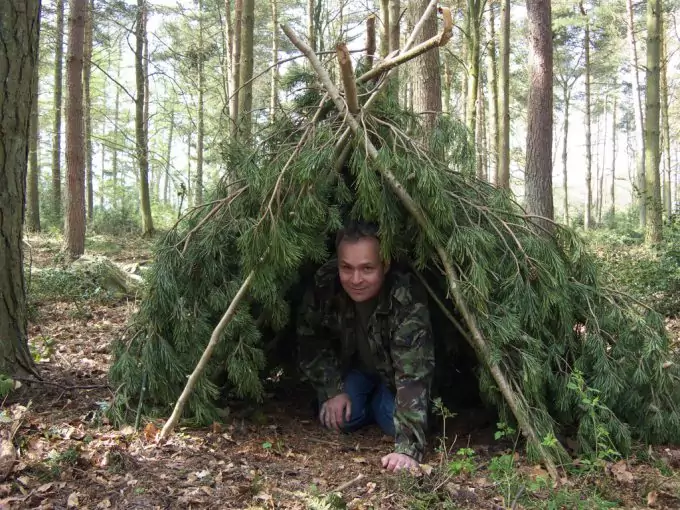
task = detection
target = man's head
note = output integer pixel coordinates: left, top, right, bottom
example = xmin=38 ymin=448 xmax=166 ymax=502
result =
xmin=335 ymin=221 xmax=390 ymax=303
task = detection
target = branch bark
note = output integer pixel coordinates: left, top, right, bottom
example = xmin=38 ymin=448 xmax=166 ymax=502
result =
xmin=281 ymin=23 xmax=563 ymax=481
xmin=337 ymin=43 xmax=359 ymax=114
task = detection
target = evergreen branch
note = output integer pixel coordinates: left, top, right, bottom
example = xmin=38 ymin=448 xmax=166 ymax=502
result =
xmin=282 ymin=22 xmax=564 ymax=481
xmin=160 ymin=271 xmax=255 ymax=440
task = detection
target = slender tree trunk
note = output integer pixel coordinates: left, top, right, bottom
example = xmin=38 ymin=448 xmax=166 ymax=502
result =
xmin=64 ymin=0 xmax=87 ymax=259
xmin=627 ymin=0 xmax=646 ymax=227
xmin=270 ymin=0 xmax=279 ymax=119
xmin=224 ymin=0 xmax=233 ymax=119
xmin=443 ymin=57 xmax=452 ymax=114
xmin=0 ymin=0 xmax=41 ymax=377
xmin=661 ymin=23 xmax=672 ymax=221
xmin=307 ymin=0 xmax=317 ymax=51
xmin=186 ymin=132 xmax=192 ymax=208
xmin=380 ymin=0 xmax=389 ymax=57
xmin=230 ymin=0 xmax=243 ymax=138
xmin=136 ymin=0 xmax=154 ymax=236
xmin=498 ymin=0 xmax=510 ymax=188
xmin=112 ymin=51 xmax=121 ymax=198
xmin=611 ymin=95 xmax=617 ymax=217
xmin=164 ymin=108 xmax=174 ymax=204
xmin=27 ymin=34 xmax=41 ymax=233
xmin=487 ymin=1 xmax=499 ymax=184
xmin=562 ymin=83 xmax=570 ymax=224
xmin=524 ymin=0 xmax=554 ymax=227
xmin=465 ymin=1 xmax=482 ymax=137
xmin=409 ymin=0 xmax=442 ymax=136
xmin=52 ymin=0 xmax=65 ymax=218
xmin=99 ymin=123 xmax=105 ymax=209
xmin=599 ymin=98 xmax=608 ymax=224
xmin=645 ymin=0 xmax=662 ymax=243
xmin=476 ymin=71 xmax=487 ymax=180
xmin=238 ymin=0 xmax=255 ymax=141
xmin=84 ymin=0 xmax=94 ymax=221
xmin=581 ymin=2 xmax=593 ymax=229
xmin=195 ymin=0 xmax=205 ymax=206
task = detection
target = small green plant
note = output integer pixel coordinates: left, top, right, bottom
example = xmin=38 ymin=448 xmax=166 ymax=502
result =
xmin=494 ymin=421 xmax=517 ymax=441
xmin=447 ymin=448 xmax=476 ymax=476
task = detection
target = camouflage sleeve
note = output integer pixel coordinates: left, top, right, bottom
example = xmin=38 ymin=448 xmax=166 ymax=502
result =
xmin=389 ymin=275 xmax=435 ymax=462
xmin=296 ymin=286 xmax=344 ymax=404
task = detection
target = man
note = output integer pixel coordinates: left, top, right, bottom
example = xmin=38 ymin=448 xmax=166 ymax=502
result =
xmin=297 ymin=221 xmax=435 ymax=472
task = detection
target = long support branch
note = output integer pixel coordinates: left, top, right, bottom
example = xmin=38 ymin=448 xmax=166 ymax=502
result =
xmin=160 ymin=271 xmax=254 ymax=440
xmin=282 ymin=23 xmax=563 ymax=481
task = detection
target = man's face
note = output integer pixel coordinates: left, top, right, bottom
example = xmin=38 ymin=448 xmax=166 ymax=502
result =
xmin=337 ymin=236 xmax=388 ymax=302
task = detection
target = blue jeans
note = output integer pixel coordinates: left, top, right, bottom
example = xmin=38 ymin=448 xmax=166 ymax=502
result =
xmin=341 ymin=370 xmax=396 ymax=436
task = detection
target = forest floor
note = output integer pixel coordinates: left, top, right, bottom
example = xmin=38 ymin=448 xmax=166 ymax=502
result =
xmin=3 ymin=234 xmax=680 ymax=509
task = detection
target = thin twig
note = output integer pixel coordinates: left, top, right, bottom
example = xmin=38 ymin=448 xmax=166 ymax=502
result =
xmin=13 ymin=377 xmax=109 ymax=391
xmin=332 ymin=473 xmax=364 ymax=493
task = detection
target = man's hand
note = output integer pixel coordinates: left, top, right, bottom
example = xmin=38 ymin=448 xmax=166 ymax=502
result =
xmin=381 ymin=452 xmax=420 ymax=472
xmin=319 ymin=393 xmax=351 ymax=431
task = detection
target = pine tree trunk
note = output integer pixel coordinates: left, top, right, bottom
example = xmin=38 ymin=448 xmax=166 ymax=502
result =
xmin=644 ymin=0 xmax=662 ymax=244
xmin=84 ymin=0 xmax=94 ymax=221
xmin=136 ymin=0 xmax=154 ymax=236
xmin=388 ymin=0 xmax=400 ymax=87
xmin=598 ymin=99 xmax=608 ymax=224
xmin=307 ymin=0 xmax=316 ymax=52
xmin=230 ymin=0 xmax=242 ymax=138
xmin=164 ymin=108 xmax=174 ymax=205
xmin=99 ymin=123 xmax=105 ymax=209
xmin=64 ymin=0 xmax=87 ymax=259
xmin=661 ymin=24 xmax=672 ymax=221
xmin=497 ymin=0 xmax=510 ymax=188
xmin=270 ymin=0 xmax=279 ymax=119
xmin=627 ymin=0 xmax=646 ymax=227
xmin=465 ymin=0 xmax=482 ymax=136
xmin=52 ymin=0 xmax=65 ymax=218
xmin=581 ymin=2 xmax=593 ymax=230
xmin=380 ymin=0 xmax=389 ymax=57
xmin=238 ymin=0 xmax=255 ymax=141
xmin=195 ymin=0 xmax=205 ymax=206
xmin=112 ymin=52 xmax=121 ymax=199
xmin=611 ymin=95 xmax=617 ymax=217
xmin=27 ymin=35 xmax=41 ymax=233
xmin=524 ymin=0 xmax=554 ymax=227
xmin=562 ymin=83 xmax=570 ymax=224
xmin=409 ymin=0 xmax=442 ymax=136
xmin=487 ymin=1 xmax=499 ymax=184
xmin=0 ymin=0 xmax=41 ymax=377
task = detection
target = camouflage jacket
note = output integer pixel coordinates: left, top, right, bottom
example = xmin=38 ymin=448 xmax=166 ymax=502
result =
xmin=297 ymin=259 xmax=435 ymax=461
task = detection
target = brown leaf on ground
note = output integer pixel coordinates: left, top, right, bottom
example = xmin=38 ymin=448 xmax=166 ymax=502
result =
xmin=647 ymin=490 xmax=658 ymax=507
xmin=0 ymin=434 xmax=16 ymax=481
xmin=66 ymin=492 xmax=79 ymax=508
xmin=611 ymin=460 xmax=634 ymax=484
xmin=143 ymin=422 xmax=158 ymax=442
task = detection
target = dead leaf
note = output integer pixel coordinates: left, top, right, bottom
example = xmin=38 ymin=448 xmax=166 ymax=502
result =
xmin=611 ymin=460 xmax=634 ymax=484
xmin=120 ymin=425 xmax=135 ymax=436
xmin=96 ymin=499 xmax=112 ymax=509
xmin=211 ymin=422 xmax=222 ymax=434
xmin=0 ymin=435 xmax=16 ymax=482
xmin=647 ymin=490 xmax=658 ymax=507
xmin=365 ymin=482 xmax=376 ymax=494
xmin=143 ymin=422 xmax=158 ymax=442
xmin=472 ymin=477 xmax=492 ymax=488
xmin=419 ymin=463 xmax=433 ymax=476
xmin=352 ymin=457 xmax=367 ymax=464
xmin=527 ymin=465 xmax=549 ymax=481
xmin=67 ymin=492 xmax=79 ymax=508
xmin=37 ymin=483 xmax=54 ymax=493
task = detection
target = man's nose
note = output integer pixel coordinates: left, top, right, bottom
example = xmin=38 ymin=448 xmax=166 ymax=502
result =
xmin=351 ymin=270 xmax=362 ymax=284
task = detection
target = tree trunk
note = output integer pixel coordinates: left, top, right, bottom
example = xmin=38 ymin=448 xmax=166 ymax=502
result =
xmin=27 ymin=33 xmax=41 ymax=233
xmin=644 ymin=0 xmax=662 ymax=244
xmin=270 ymin=0 xmax=279 ymax=119
xmin=0 ymin=0 xmax=41 ymax=376
xmin=598 ymin=98 xmax=608 ymax=224
xmin=661 ymin=23 xmax=672 ymax=221
xmin=52 ymin=0 xmax=65 ymax=218
xmin=465 ymin=1 xmax=483 ymax=137
xmin=581 ymin=2 xmax=592 ymax=230
xmin=230 ymin=0 xmax=242 ymax=138
xmin=238 ymin=0 xmax=255 ymax=141
xmin=307 ymin=0 xmax=317 ymax=52
xmin=84 ymin=0 xmax=94 ymax=221
xmin=136 ymin=0 xmax=154 ymax=236
xmin=497 ymin=0 xmax=510 ymax=188
xmin=487 ymin=1 xmax=499 ymax=184
xmin=64 ymin=0 xmax=88 ymax=259
xmin=524 ymin=0 xmax=554 ymax=227
xmin=195 ymin=0 xmax=205 ymax=206
xmin=409 ymin=0 xmax=442 ymax=136
xmin=627 ymin=0 xmax=646 ymax=227
xmin=99 ymin=123 xmax=105 ymax=209
xmin=611 ymin=94 xmax=617 ymax=217
xmin=476 ymin=67 xmax=487 ymax=180
xmin=562 ymin=82 xmax=570 ymax=224
xmin=380 ymin=0 xmax=389 ymax=57
xmin=164 ymin=108 xmax=174 ymax=205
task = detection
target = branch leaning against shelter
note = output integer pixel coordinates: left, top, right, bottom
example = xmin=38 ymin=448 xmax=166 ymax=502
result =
xmin=107 ymin=3 xmax=680 ymax=481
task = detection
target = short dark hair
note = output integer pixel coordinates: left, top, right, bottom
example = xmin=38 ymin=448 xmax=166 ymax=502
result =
xmin=334 ymin=220 xmax=380 ymax=249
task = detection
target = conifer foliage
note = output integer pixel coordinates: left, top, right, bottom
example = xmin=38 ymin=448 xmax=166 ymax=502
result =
xmin=108 ymin=16 xmax=680 ymax=469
